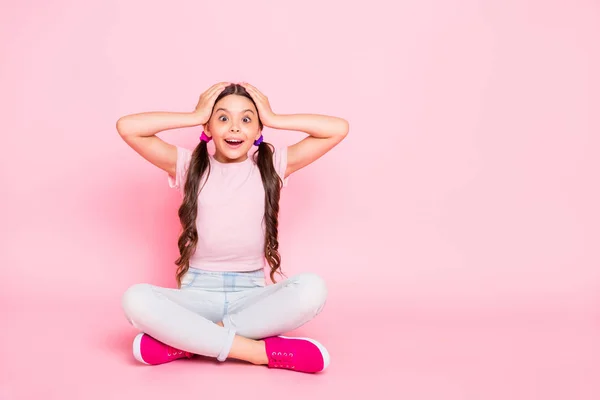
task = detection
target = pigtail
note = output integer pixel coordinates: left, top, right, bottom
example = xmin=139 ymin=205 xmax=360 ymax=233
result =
xmin=254 ymin=141 xmax=283 ymax=283
xmin=174 ymin=140 xmax=211 ymax=288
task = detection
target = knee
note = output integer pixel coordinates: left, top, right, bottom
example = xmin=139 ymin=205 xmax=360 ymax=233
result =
xmin=121 ymin=283 xmax=154 ymax=323
xmin=289 ymin=273 xmax=328 ymax=312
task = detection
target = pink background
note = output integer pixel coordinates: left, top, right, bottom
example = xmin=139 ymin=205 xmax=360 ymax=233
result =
xmin=1 ymin=0 xmax=599 ymax=399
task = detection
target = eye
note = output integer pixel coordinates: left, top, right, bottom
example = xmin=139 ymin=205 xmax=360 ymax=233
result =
xmin=218 ymin=115 xmax=228 ymax=121
xmin=243 ymin=117 xmax=251 ymax=123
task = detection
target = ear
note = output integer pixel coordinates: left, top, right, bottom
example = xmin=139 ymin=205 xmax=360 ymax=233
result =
xmin=203 ymin=124 xmax=212 ymax=138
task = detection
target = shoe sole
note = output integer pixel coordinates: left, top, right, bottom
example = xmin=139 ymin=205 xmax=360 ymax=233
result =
xmin=133 ymin=333 xmax=149 ymax=365
xmin=278 ymin=335 xmax=330 ymax=371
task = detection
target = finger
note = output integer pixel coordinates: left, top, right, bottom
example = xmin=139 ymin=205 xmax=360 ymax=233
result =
xmin=204 ymin=82 xmax=229 ymax=99
xmin=205 ymin=82 xmax=226 ymax=93
xmin=213 ymin=82 xmax=230 ymax=93
xmin=205 ymin=82 xmax=230 ymax=95
xmin=242 ymin=82 xmax=258 ymax=92
xmin=244 ymin=84 xmax=264 ymax=100
xmin=244 ymin=86 xmax=258 ymax=99
xmin=213 ymin=82 xmax=229 ymax=94
xmin=247 ymin=83 xmax=263 ymax=95
xmin=207 ymin=87 xmax=225 ymax=104
xmin=242 ymin=84 xmax=259 ymax=99
xmin=240 ymin=82 xmax=258 ymax=92
xmin=247 ymin=85 xmax=267 ymax=100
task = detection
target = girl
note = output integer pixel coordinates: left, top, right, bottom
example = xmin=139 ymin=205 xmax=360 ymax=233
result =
xmin=117 ymin=82 xmax=349 ymax=374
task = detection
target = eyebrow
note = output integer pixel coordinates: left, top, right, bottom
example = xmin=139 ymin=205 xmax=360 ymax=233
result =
xmin=215 ymin=108 xmax=255 ymax=114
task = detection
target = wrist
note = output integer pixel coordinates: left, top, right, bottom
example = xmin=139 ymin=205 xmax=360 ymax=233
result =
xmin=188 ymin=111 xmax=206 ymax=126
xmin=267 ymin=113 xmax=283 ymax=129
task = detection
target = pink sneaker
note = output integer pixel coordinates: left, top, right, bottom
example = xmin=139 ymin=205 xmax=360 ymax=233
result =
xmin=263 ymin=336 xmax=330 ymax=373
xmin=132 ymin=333 xmax=193 ymax=365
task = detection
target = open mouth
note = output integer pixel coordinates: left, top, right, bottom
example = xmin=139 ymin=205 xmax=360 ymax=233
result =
xmin=224 ymin=139 xmax=244 ymax=149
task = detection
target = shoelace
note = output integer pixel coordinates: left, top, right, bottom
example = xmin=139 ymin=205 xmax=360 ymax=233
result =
xmin=270 ymin=351 xmax=296 ymax=369
xmin=166 ymin=345 xmax=190 ymax=358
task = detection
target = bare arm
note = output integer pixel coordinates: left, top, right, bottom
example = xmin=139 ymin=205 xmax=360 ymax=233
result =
xmin=116 ymin=111 xmax=201 ymax=137
xmin=117 ymin=83 xmax=229 ymax=177
xmin=268 ymin=113 xmax=349 ymax=178
xmin=240 ymin=83 xmax=349 ymax=178
xmin=116 ymin=112 xmax=202 ymax=177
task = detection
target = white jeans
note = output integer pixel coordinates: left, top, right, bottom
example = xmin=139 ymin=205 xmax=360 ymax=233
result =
xmin=121 ymin=268 xmax=328 ymax=361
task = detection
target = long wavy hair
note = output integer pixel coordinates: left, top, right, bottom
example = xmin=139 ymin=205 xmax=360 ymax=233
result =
xmin=174 ymin=84 xmax=283 ymax=287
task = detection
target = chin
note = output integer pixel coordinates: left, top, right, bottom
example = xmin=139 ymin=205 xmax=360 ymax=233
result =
xmin=217 ymin=145 xmax=252 ymax=162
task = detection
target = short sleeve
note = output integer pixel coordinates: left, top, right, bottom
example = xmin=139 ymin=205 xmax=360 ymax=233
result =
xmin=167 ymin=146 xmax=193 ymax=193
xmin=273 ymin=146 xmax=290 ymax=188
